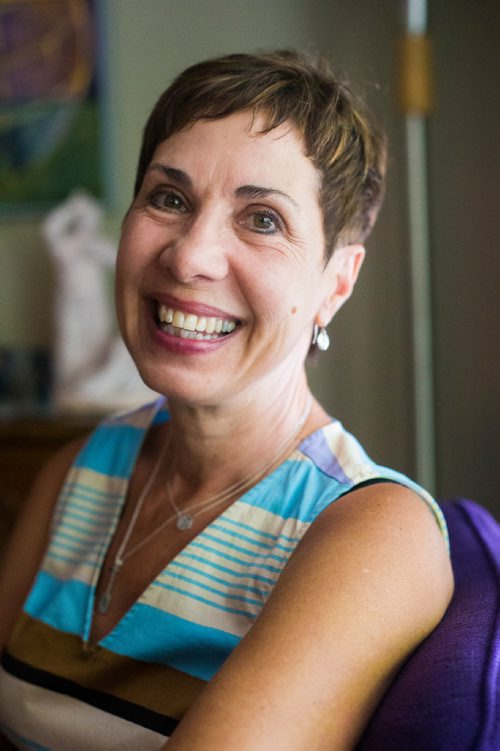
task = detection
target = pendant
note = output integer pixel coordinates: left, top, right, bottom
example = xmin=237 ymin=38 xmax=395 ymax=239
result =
xmin=98 ymin=590 xmax=112 ymax=614
xmin=176 ymin=512 xmax=193 ymax=531
xmin=97 ymin=560 xmax=122 ymax=614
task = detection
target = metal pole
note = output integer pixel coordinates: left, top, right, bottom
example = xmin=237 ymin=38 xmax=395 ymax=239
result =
xmin=401 ymin=0 xmax=436 ymax=492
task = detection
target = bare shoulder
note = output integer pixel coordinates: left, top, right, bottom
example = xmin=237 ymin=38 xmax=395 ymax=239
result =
xmin=261 ymin=481 xmax=453 ymax=675
xmin=0 ymin=435 xmax=87 ymax=648
xmin=289 ymin=481 xmax=453 ymax=630
xmin=300 ymin=481 xmax=451 ymax=583
xmin=167 ymin=482 xmax=453 ymax=750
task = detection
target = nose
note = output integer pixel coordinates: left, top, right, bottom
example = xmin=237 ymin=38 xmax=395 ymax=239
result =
xmin=158 ymin=212 xmax=230 ymax=283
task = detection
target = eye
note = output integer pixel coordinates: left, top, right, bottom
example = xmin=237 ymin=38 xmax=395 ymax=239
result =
xmin=149 ymin=189 xmax=188 ymax=213
xmin=244 ymin=208 xmax=283 ymax=235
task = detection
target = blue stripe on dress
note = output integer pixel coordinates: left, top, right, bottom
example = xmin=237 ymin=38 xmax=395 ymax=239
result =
xmin=52 ymin=519 xmax=108 ymax=537
xmin=152 ymin=583 xmax=257 ymax=619
xmin=238 ymin=460 xmax=349 ymax=522
xmin=45 ymin=551 xmax=100 ymax=567
xmin=62 ymin=480 xmax=124 ymax=500
xmin=73 ymin=424 xmax=144 ymax=478
xmin=56 ymin=499 xmax=118 ymax=519
xmin=23 ymin=572 xmax=90 ymax=637
xmin=219 ymin=515 xmax=302 ymax=543
xmin=189 ymin=541 xmax=284 ymax=574
xmin=54 ymin=508 xmax=114 ymax=528
xmin=168 ymin=560 xmax=266 ymax=596
xmin=158 ymin=570 xmax=264 ymax=608
xmin=198 ymin=531 xmax=289 ymax=564
xmin=176 ymin=551 xmax=276 ymax=585
xmin=99 ymin=602 xmax=240 ymax=682
xmin=57 ymin=484 xmax=123 ymax=508
xmin=53 ymin=529 xmax=93 ymax=545
xmin=50 ymin=539 xmax=100 ymax=556
xmin=209 ymin=522 xmax=298 ymax=553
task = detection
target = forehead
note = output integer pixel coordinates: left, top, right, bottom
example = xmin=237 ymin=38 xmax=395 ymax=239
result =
xmin=149 ymin=111 xmax=321 ymax=196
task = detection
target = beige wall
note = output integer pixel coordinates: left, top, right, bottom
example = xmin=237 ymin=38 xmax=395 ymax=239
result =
xmin=1 ymin=0 xmax=498 ymax=515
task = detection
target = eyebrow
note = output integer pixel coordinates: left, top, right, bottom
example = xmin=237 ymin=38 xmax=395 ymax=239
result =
xmin=148 ymin=164 xmax=192 ymax=187
xmin=148 ymin=164 xmax=299 ymax=208
xmin=235 ymin=184 xmax=299 ymax=209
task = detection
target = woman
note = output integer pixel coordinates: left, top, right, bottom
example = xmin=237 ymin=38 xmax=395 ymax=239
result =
xmin=0 ymin=50 xmax=453 ymax=750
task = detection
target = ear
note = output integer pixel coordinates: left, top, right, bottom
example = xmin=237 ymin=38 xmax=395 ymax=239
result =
xmin=316 ymin=244 xmax=365 ymax=326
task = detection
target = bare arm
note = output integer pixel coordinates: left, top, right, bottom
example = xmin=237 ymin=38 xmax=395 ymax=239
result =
xmin=0 ymin=438 xmax=86 ymax=650
xmin=165 ymin=483 xmax=453 ymax=750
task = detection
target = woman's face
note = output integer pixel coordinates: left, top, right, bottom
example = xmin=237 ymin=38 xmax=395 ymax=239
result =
xmin=116 ymin=111 xmax=339 ymax=407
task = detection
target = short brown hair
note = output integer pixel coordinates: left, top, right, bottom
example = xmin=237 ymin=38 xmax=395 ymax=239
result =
xmin=134 ymin=49 xmax=387 ymax=257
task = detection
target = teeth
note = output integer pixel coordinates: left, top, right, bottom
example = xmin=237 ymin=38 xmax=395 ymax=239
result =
xmin=172 ymin=310 xmax=185 ymax=328
xmin=221 ymin=320 xmax=236 ymax=333
xmin=184 ymin=314 xmax=198 ymax=332
xmin=160 ymin=323 xmax=219 ymax=340
xmin=157 ymin=304 xmax=237 ymax=337
xmin=158 ymin=304 xmax=174 ymax=324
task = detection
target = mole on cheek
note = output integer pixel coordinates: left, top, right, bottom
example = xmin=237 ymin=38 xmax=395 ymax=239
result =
xmin=291 ymin=307 xmax=298 ymax=315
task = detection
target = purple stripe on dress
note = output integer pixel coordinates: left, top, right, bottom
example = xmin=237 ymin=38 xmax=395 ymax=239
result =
xmin=299 ymin=427 xmax=351 ymax=484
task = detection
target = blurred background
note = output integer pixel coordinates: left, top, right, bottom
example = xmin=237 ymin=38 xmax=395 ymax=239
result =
xmin=0 ymin=0 xmax=498 ymax=534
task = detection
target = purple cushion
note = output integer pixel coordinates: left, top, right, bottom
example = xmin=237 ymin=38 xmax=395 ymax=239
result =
xmin=358 ymin=499 xmax=500 ymax=750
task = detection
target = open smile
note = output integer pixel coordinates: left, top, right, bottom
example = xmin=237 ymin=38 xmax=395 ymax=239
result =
xmin=156 ymin=303 xmax=239 ymax=341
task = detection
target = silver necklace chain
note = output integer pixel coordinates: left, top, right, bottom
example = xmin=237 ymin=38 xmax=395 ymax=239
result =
xmin=97 ymin=397 xmax=312 ymax=615
xmin=164 ymin=397 xmax=311 ymax=532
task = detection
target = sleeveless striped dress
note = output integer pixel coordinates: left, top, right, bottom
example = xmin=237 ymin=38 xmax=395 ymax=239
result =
xmin=0 ymin=397 xmax=447 ymax=750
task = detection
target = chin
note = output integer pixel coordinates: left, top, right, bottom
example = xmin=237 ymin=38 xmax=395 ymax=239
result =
xmin=135 ymin=358 xmax=227 ymax=408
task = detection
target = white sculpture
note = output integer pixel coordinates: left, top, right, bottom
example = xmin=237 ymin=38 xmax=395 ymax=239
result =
xmin=43 ymin=191 xmax=157 ymax=412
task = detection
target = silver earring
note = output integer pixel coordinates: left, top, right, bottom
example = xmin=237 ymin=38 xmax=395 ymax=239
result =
xmin=312 ymin=324 xmax=330 ymax=352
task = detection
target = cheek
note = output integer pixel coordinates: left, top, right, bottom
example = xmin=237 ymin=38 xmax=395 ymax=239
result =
xmin=114 ymin=233 xmax=142 ymax=326
xmin=117 ymin=220 xmax=141 ymax=267
xmin=115 ymin=220 xmax=154 ymax=292
xmin=113 ymin=263 xmax=128 ymax=336
xmin=114 ymin=250 xmax=131 ymax=316
xmin=115 ymin=227 xmax=133 ymax=282
xmin=244 ymin=268 xmax=313 ymax=334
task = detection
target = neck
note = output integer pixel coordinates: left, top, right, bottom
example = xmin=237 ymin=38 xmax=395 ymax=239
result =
xmin=161 ymin=370 xmax=325 ymax=501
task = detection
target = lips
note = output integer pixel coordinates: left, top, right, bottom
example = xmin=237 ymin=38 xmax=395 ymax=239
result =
xmin=156 ymin=303 xmax=238 ymax=340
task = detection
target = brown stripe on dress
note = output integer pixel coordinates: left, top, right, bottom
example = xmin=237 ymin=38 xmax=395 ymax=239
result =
xmin=7 ymin=613 xmax=205 ymax=719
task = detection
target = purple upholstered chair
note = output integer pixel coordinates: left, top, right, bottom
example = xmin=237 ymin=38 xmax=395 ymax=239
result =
xmin=358 ymin=498 xmax=500 ymax=751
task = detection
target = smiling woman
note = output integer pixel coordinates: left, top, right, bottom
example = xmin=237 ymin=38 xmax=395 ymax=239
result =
xmin=0 ymin=50 xmax=452 ymax=751
xmin=116 ymin=111 xmax=340 ymax=406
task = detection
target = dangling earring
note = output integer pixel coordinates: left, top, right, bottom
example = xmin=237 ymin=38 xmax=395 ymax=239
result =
xmin=311 ymin=324 xmax=330 ymax=352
